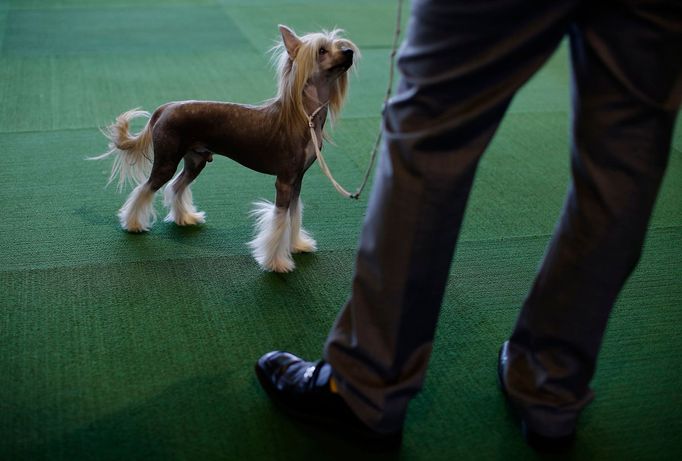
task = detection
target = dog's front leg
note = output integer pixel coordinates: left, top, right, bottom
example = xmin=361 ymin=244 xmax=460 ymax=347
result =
xmin=248 ymin=178 xmax=295 ymax=272
xmin=289 ymin=178 xmax=317 ymax=254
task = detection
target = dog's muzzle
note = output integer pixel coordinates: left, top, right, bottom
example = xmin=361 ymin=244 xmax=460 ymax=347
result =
xmin=339 ymin=49 xmax=354 ymax=70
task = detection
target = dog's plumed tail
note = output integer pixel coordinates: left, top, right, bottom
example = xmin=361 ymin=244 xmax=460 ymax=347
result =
xmin=90 ymin=109 xmax=154 ymax=191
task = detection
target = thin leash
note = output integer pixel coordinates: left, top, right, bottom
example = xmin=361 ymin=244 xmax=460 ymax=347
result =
xmin=308 ymin=0 xmax=405 ymax=200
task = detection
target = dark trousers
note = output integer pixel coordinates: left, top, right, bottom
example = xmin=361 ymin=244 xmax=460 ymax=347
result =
xmin=324 ymin=0 xmax=681 ymax=435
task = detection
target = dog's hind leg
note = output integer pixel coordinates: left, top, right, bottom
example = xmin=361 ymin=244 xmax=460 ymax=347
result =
xmin=289 ymin=178 xmax=317 ymax=253
xmin=163 ymin=150 xmax=209 ymax=226
xmin=118 ymin=140 xmax=181 ymax=233
xmin=118 ymin=182 xmax=157 ymax=232
xmin=249 ymin=178 xmax=295 ymax=272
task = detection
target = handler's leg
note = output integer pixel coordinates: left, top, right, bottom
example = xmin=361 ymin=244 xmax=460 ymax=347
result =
xmin=502 ymin=0 xmax=682 ymax=441
xmin=324 ymin=0 xmax=575 ymax=435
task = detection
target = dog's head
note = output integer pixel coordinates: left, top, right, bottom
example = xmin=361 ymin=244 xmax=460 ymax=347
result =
xmin=273 ymin=25 xmax=359 ymax=128
xmin=279 ymin=25 xmax=357 ymax=79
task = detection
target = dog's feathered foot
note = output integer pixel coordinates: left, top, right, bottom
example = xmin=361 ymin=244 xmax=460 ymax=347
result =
xmin=291 ymin=231 xmax=317 ymax=254
xmin=167 ymin=210 xmax=206 ymax=226
xmin=163 ymin=178 xmax=206 ymax=226
xmin=249 ymin=201 xmax=295 ymax=273
xmin=119 ymin=183 xmax=157 ymax=232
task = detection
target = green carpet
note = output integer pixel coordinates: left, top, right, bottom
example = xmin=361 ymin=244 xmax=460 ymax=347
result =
xmin=1 ymin=0 xmax=681 ymax=459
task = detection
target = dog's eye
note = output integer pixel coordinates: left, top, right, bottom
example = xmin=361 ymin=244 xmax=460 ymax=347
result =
xmin=319 ymin=47 xmax=327 ymax=55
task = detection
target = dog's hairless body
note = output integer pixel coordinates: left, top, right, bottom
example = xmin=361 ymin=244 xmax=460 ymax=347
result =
xmin=148 ymin=95 xmax=328 ymax=205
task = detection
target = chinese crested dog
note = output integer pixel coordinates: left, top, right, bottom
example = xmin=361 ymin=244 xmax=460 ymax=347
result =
xmin=92 ymin=25 xmax=358 ymax=272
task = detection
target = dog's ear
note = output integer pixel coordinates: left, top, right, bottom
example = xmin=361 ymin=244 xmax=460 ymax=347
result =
xmin=279 ymin=24 xmax=302 ymax=60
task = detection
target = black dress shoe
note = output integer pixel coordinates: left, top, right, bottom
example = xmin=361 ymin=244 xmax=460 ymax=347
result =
xmin=255 ymin=351 xmax=402 ymax=449
xmin=498 ymin=341 xmax=576 ymax=453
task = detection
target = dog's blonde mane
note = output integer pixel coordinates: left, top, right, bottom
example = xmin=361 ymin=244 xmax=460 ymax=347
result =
xmin=270 ymin=29 xmax=357 ymax=133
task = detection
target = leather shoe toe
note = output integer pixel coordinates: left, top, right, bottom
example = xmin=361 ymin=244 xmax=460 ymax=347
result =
xmin=256 ymin=351 xmax=401 ymax=449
